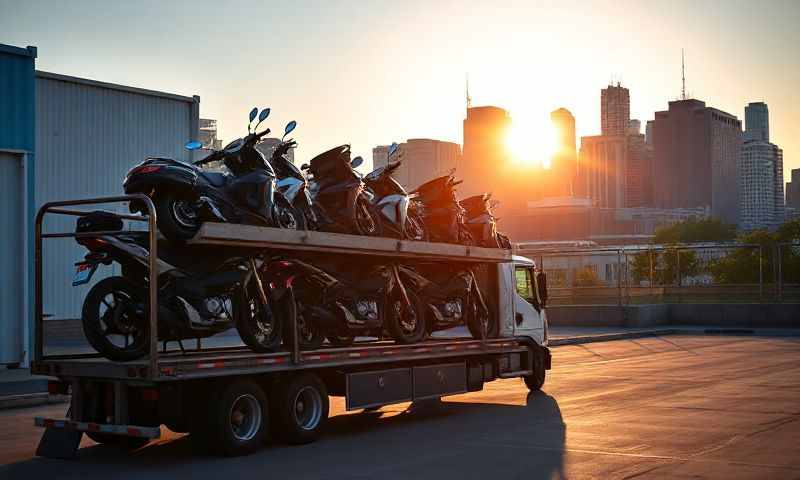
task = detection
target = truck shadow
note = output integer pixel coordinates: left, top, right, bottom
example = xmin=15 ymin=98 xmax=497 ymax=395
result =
xmin=1 ymin=390 xmax=566 ymax=480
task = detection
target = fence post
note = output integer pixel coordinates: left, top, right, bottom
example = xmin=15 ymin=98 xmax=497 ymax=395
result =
xmin=758 ymin=245 xmax=763 ymax=303
xmin=617 ymin=249 xmax=622 ymax=307
xmin=777 ymin=244 xmax=783 ymax=302
xmin=675 ymin=248 xmax=681 ymax=287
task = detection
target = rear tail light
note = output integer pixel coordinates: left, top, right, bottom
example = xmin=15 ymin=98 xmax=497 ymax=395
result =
xmin=135 ymin=165 xmax=162 ymax=174
xmin=80 ymin=237 xmax=108 ymax=251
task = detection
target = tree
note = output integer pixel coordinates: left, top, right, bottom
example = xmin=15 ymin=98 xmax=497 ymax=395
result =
xmin=573 ymin=266 xmax=603 ymax=287
xmin=652 ymin=218 xmax=736 ymax=244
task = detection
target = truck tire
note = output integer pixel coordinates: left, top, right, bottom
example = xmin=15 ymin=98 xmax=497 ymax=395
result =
xmin=270 ymin=373 xmax=329 ymax=445
xmin=85 ymin=431 xmax=150 ymax=450
xmin=524 ymin=348 xmax=546 ymax=391
xmin=194 ymin=380 xmax=270 ymax=456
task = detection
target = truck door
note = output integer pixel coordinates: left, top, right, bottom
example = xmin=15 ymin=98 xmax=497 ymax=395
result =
xmin=513 ymin=266 xmax=546 ymax=345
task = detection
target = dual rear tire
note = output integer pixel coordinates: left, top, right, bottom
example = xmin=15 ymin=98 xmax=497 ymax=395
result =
xmin=191 ymin=374 xmax=329 ymax=456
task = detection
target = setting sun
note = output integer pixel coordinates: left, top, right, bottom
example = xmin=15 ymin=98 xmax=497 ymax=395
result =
xmin=506 ymin=118 xmax=559 ymax=169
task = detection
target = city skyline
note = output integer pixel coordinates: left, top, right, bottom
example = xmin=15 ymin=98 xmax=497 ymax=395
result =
xmin=1 ymin=0 xmax=797 ymax=180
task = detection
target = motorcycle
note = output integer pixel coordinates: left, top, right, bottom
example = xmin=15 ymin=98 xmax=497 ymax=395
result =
xmin=362 ymin=143 xmax=427 ymax=241
xmin=460 ymin=193 xmax=511 ymax=249
xmin=398 ymin=263 xmax=497 ymax=339
xmin=263 ymin=120 xmax=318 ymax=230
xmin=123 ymin=107 xmax=303 ymax=242
xmin=411 ymin=171 xmax=473 ymax=245
xmin=73 ymin=211 xmax=282 ymax=361
xmin=262 ymin=257 xmax=428 ymax=349
xmin=300 ymin=145 xmax=382 ymax=236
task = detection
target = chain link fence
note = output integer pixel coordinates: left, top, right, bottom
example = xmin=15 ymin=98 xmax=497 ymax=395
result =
xmin=519 ymin=242 xmax=800 ymax=306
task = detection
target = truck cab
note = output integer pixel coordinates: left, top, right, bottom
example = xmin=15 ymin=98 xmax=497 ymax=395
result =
xmin=498 ymin=255 xmax=548 ymax=346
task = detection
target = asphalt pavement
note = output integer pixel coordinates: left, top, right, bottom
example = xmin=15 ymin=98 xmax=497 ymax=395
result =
xmin=1 ymin=335 xmax=798 ymax=479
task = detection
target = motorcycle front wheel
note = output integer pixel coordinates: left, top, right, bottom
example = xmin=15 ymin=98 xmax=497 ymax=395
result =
xmin=386 ymin=290 xmax=428 ymax=344
xmin=155 ymin=192 xmax=201 ymax=242
xmin=82 ymin=276 xmax=150 ymax=361
xmin=466 ymin=294 xmax=497 ymax=340
xmin=404 ymin=210 xmax=428 ymax=241
xmin=273 ymin=196 xmax=307 ymax=231
xmin=236 ymin=283 xmax=282 ymax=353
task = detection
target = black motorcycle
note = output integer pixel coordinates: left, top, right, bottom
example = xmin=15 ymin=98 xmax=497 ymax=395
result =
xmin=399 ymin=263 xmax=497 ymax=339
xmin=123 ymin=107 xmax=302 ymax=242
xmin=264 ymin=120 xmax=318 ymax=230
xmin=262 ymin=257 xmax=428 ymax=349
xmin=412 ymin=172 xmax=472 ymax=245
xmin=73 ymin=211 xmax=282 ymax=361
xmin=301 ymin=145 xmax=382 ymax=236
xmin=460 ymin=194 xmax=511 ymax=249
xmin=362 ymin=143 xmax=427 ymax=241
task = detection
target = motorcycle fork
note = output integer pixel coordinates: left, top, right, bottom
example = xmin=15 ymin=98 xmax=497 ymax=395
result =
xmin=390 ymin=264 xmax=413 ymax=309
xmin=248 ymin=258 xmax=270 ymax=307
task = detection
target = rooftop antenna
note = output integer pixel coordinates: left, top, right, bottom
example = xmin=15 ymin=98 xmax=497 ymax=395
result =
xmin=465 ymin=73 xmax=472 ymax=112
xmin=681 ymin=48 xmax=687 ymax=100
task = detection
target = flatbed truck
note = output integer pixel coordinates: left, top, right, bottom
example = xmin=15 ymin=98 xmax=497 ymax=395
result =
xmin=31 ymin=195 xmax=551 ymax=458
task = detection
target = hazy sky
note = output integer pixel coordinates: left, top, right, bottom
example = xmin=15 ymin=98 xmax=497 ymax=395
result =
xmin=2 ymin=0 xmax=798 ymax=177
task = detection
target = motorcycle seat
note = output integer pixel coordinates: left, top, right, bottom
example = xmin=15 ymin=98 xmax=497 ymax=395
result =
xmin=200 ymin=171 xmax=229 ymax=187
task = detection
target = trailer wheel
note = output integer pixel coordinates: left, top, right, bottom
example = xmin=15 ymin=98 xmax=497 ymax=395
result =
xmin=85 ymin=432 xmax=150 ymax=450
xmin=524 ymin=348 xmax=547 ymax=391
xmin=195 ymin=380 xmax=270 ymax=456
xmin=270 ymin=373 xmax=329 ymax=445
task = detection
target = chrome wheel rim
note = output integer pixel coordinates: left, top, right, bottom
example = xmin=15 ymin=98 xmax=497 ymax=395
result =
xmin=276 ymin=204 xmax=298 ymax=230
xmin=393 ymin=299 xmax=418 ymax=334
xmin=293 ymin=386 xmax=323 ymax=431
xmin=229 ymin=394 xmax=262 ymax=441
xmin=171 ymin=200 xmax=199 ymax=228
xmin=356 ymin=202 xmax=377 ymax=234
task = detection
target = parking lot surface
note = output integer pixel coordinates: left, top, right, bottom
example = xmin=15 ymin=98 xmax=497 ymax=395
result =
xmin=1 ymin=335 xmax=798 ymax=479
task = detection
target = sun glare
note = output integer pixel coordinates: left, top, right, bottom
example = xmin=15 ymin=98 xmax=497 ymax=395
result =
xmin=506 ymin=119 xmax=558 ymax=169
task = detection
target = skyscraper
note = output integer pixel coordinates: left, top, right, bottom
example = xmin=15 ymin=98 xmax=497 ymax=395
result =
xmin=744 ymin=102 xmax=769 ymax=142
xmin=786 ymin=169 xmax=800 ymax=210
xmin=549 ymin=108 xmax=577 ymax=196
xmin=652 ymin=99 xmax=742 ymax=224
xmin=461 ymin=106 xmax=511 ymax=198
xmin=739 ymin=102 xmax=784 ymax=229
xmin=601 ymin=84 xmax=630 ymax=136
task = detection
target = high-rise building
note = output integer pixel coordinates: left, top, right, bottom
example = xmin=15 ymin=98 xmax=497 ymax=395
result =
xmin=652 ymin=99 xmax=742 ymax=224
xmin=576 ymin=135 xmax=627 ymax=208
xmin=787 ymin=169 xmax=800 ymax=210
xmin=601 ymin=84 xmax=630 ymax=136
xmin=199 ymin=118 xmax=223 ymax=150
xmin=744 ymin=102 xmax=769 ymax=142
xmin=738 ymin=102 xmax=784 ymax=230
xmin=549 ymin=108 xmax=577 ymax=196
xmin=645 ymin=120 xmax=654 ymax=150
xmin=626 ymin=133 xmax=652 ymax=207
xmin=372 ymin=139 xmax=461 ymax=190
xmin=739 ymin=141 xmax=783 ymax=230
xmin=461 ymin=106 xmax=511 ymax=198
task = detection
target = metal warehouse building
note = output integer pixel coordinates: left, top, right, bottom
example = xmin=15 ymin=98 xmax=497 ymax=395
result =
xmin=0 ymin=42 xmax=199 ymax=366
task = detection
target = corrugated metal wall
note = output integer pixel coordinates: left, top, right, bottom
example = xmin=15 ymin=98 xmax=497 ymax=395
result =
xmin=36 ymin=72 xmax=199 ymax=320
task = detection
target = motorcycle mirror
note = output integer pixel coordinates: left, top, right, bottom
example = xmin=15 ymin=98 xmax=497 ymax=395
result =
xmin=300 ymin=163 xmax=309 ymax=170
xmin=249 ymin=107 xmax=259 ymax=123
xmin=258 ymin=108 xmax=270 ymax=122
xmin=185 ymin=140 xmax=203 ymax=151
xmin=283 ymin=120 xmax=297 ymax=139
xmin=351 ymin=156 xmax=364 ymax=169
xmin=388 ymin=142 xmax=399 ymax=157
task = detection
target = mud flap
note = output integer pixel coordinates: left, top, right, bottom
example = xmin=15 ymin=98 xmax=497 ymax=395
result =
xmin=36 ymin=427 xmax=83 ymax=460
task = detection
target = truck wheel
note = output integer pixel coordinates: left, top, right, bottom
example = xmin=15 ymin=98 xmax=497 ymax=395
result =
xmin=155 ymin=192 xmax=200 ymax=242
xmin=386 ymin=290 xmax=428 ymax=344
xmin=524 ymin=348 xmax=547 ymax=391
xmin=85 ymin=431 xmax=150 ymax=450
xmin=196 ymin=380 xmax=270 ymax=456
xmin=270 ymin=373 xmax=329 ymax=445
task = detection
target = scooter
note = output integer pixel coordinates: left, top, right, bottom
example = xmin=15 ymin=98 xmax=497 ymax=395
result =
xmin=262 ymin=257 xmax=428 ymax=349
xmin=123 ymin=107 xmax=302 ymax=242
xmin=263 ymin=120 xmax=318 ymax=230
xmin=362 ymin=143 xmax=427 ymax=241
xmin=460 ymin=193 xmax=511 ymax=249
xmin=73 ymin=211 xmax=282 ymax=361
xmin=412 ymin=171 xmax=473 ymax=245
xmin=301 ymin=145 xmax=382 ymax=236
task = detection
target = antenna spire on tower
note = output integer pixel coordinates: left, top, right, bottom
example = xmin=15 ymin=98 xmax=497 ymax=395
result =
xmin=681 ymin=49 xmax=686 ymax=100
xmin=465 ymin=73 xmax=472 ymax=111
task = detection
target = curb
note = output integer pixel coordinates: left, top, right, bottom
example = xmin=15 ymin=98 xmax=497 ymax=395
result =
xmin=0 ymin=392 xmax=69 ymax=410
xmin=549 ymin=329 xmax=678 ymax=346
